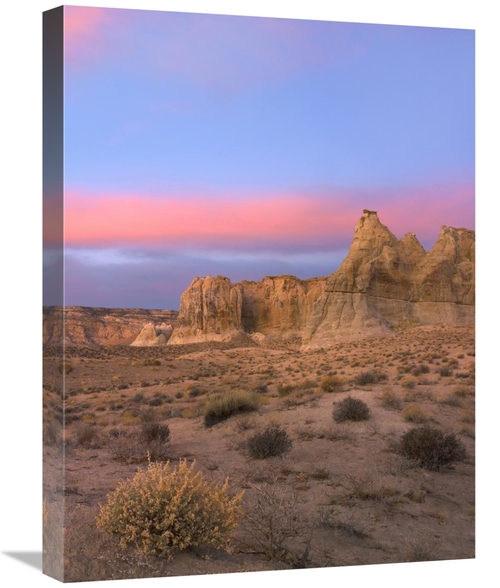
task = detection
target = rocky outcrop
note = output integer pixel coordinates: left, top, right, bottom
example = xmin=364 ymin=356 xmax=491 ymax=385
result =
xmin=43 ymin=307 xmax=178 ymax=346
xmin=241 ymin=276 xmax=327 ymax=335
xmin=168 ymin=274 xmax=327 ymax=345
xmin=130 ymin=322 xmax=173 ymax=346
xmin=303 ymin=211 xmax=474 ymax=347
xmin=168 ymin=210 xmax=474 ymax=348
xmin=167 ymin=276 xmax=244 ymax=345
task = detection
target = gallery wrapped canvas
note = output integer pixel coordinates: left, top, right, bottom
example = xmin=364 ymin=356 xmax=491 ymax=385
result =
xmin=43 ymin=4 xmax=475 ymax=583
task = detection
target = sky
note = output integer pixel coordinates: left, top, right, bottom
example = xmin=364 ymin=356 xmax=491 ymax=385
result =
xmin=47 ymin=5 xmax=475 ymax=309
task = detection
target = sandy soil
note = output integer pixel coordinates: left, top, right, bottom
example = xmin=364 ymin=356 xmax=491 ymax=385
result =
xmin=43 ymin=324 xmax=475 ymax=582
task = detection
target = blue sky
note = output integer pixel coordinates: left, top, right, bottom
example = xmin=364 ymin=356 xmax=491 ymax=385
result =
xmin=53 ymin=6 xmax=475 ymax=309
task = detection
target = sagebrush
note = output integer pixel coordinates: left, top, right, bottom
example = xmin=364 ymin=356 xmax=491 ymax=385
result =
xmin=396 ymin=426 xmax=466 ymax=471
xmin=333 ymin=396 xmax=370 ymax=422
xmin=247 ymin=423 xmax=293 ymax=459
xmin=96 ymin=459 xmax=244 ymax=558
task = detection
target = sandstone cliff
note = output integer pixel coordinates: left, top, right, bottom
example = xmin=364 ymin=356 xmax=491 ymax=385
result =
xmin=43 ymin=307 xmax=178 ymax=346
xmin=168 ymin=210 xmax=474 ymax=348
xmin=168 ymin=274 xmax=326 ymax=345
xmin=167 ymin=276 xmax=244 ymax=345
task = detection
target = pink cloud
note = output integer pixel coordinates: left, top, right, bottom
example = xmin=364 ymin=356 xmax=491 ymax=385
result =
xmin=65 ymin=190 xmax=352 ymax=249
xmin=64 ymin=185 xmax=474 ymax=252
xmin=64 ymin=6 xmax=112 ymax=67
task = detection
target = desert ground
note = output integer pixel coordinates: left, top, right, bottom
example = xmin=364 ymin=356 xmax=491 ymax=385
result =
xmin=43 ymin=323 xmax=475 ymax=582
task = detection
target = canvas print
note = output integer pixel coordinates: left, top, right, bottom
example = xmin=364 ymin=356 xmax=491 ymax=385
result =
xmin=43 ymin=5 xmax=475 ymax=582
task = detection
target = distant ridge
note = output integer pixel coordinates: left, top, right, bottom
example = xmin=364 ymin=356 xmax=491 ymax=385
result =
xmin=43 ymin=306 xmax=178 ymax=346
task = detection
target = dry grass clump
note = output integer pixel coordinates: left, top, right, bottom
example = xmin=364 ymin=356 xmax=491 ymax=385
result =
xmin=395 ymin=426 xmax=466 ymax=471
xmin=404 ymin=535 xmax=441 ymax=562
xmin=400 ymin=375 xmax=418 ymax=389
xmin=96 ymin=459 xmax=243 ymax=559
xmin=411 ymin=364 xmax=430 ymax=376
xmin=74 ymin=424 xmax=99 ymax=447
xmin=320 ymin=375 xmax=344 ymax=393
xmin=246 ymin=423 xmax=293 ymax=459
xmin=453 ymin=384 xmax=474 ymax=398
xmin=143 ymin=359 xmax=161 ymax=366
xmin=401 ymin=403 xmax=429 ymax=424
xmin=353 ymin=370 xmax=387 ymax=386
xmin=43 ymin=420 xmax=60 ymax=446
xmin=380 ymin=387 xmax=402 ymax=410
xmin=277 ymin=383 xmax=295 ymax=397
xmin=204 ymin=390 xmax=261 ymax=427
xmin=333 ymin=396 xmax=370 ymax=423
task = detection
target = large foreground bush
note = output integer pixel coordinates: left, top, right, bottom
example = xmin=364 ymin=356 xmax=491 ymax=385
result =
xmin=96 ymin=459 xmax=244 ymax=559
xmin=396 ymin=426 xmax=466 ymax=471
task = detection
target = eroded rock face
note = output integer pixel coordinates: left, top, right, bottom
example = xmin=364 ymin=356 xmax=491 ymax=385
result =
xmin=303 ymin=211 xmax=474 ymax=347
xmin=168 ymin=275 xmax=327 ymax=345
xmin=167 ymin=276 xmax=243 ymax=345
xmin=43 ymin=307 xmax=178 ymax=346
xmin=168 ymin=210 xmax=474 ymax=348
xmin=241 ymin=276 xmax=327 ymax=335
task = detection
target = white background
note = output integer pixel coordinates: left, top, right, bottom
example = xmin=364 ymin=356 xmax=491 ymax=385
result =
xmin=1 ymin=1 xmax=497 ymax=587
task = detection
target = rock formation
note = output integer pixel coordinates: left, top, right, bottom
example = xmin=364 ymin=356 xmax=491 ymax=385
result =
xmin=168 ymin=210 xmax=474 ymax=348
xmin=43 ymin=307 xmax=178 ymax=346
xmin=168 ymin=274 xmax=326 ymax=345
xmin=303 ymin=211 xmax=474 ymax=347
xmin=130 ymin=322 xmax=173 ymax=346
xmin=167 ymin=276 xmax=244 ymax=344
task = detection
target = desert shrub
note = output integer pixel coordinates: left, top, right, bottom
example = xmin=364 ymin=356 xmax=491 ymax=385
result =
xmin=333 ymin=396 xmax=370 ymax=422
xmin=439 ymin=366 xmax=453 ymax=377
xmin=181 ymin=406 xmax=199 ymax=419
xmin=380 ymin=388 xmax=402 ymax=410
xmin=43 ymin=421 xmax=60 ymax=446
xmin=297 ymin=378 xmax=318 ymax=391
xmin=396 ymin=426 xmax=466 ymax=471
xmin=74 ymin=424 xmax=98 ymax=447
xmin=139 ymin=408 xmax=157 ymax=423
xmin=453 ymin=385 xmax=473 ymax=398
xmin=204 ymin=390 xmax=260 ymax=427
xmin=188 ymin=386 xmax=204 ymax=398
xmin=411 ymin=364 xmax=430 ymax=376
xmin=96 ymin=459 xmax=243 ymax=559
xmin=141 ymin=422 xmax=170 ymax=444
xmin=277 ymin=383 xmax=294 ymax=397
xmin=401 ymin=403 xmax=428 ymax=423
xmin=320 ymin=375 xmax=344 ymax=393
xmin=132 ymin=391 xmax=144 ymax=403
xmin=400 ymin=375 xmax=418 ymax=389
xmin=247 ymin=423 xmax=293 ymax=459
xmin=240 ymin=478 xmax=310 ymax=565
xmin=143 ymin=359 xmax=162 ymax=366
xmin=354 ymin=370 xmax=387 ymax=386
xmin=404 ymin=536 xmax=441 ymax=562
